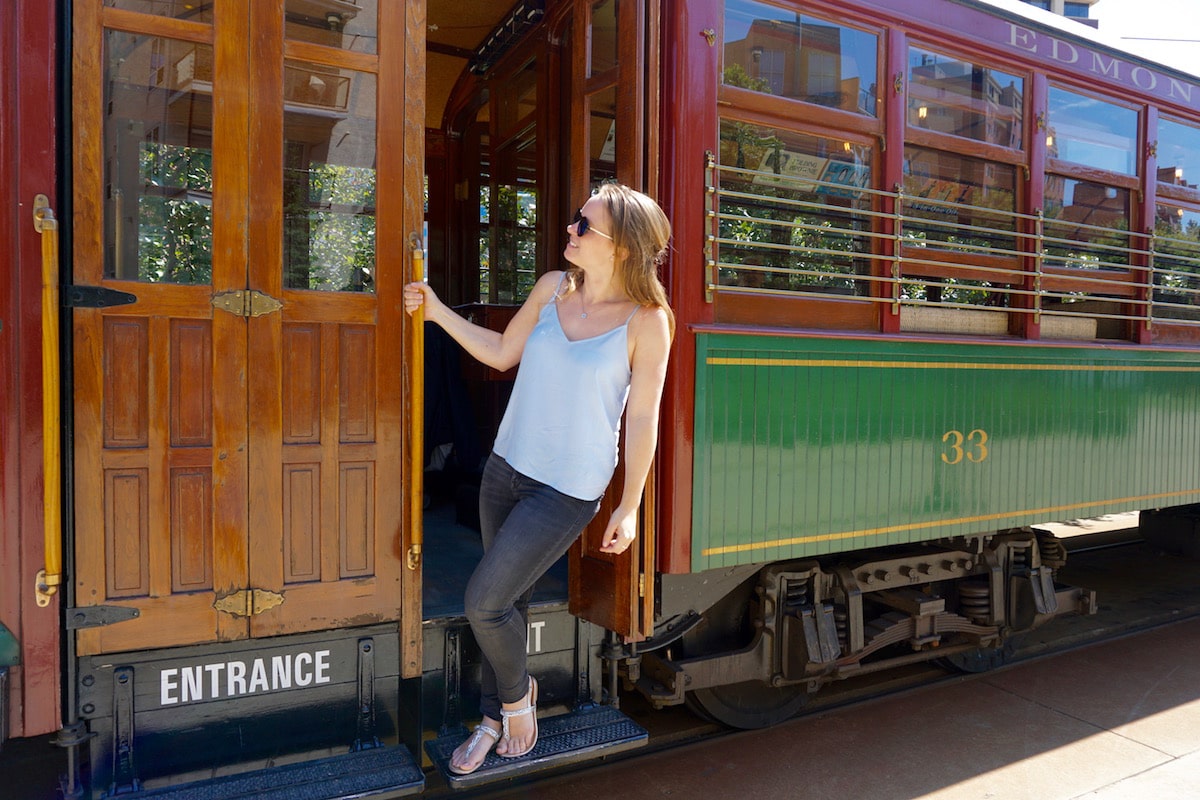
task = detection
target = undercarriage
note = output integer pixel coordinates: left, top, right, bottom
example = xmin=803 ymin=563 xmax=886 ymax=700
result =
xmin=625 ymin=530 xmax=1095 ymax=728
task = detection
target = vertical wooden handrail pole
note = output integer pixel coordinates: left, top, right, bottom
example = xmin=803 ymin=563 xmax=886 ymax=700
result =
xmin=407 ymin=234 xmax=425 ymax=571
xmin=35 ymin=195 xmax=62 ymax=606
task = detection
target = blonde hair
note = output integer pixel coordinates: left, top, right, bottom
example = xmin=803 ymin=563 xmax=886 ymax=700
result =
xmin=566 ymin=183 xmax=675 ymax=338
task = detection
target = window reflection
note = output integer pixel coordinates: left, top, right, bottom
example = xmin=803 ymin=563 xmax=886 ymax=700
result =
xmin=283 ymin=63 xmax=377 ymax=293
xmin=908 ymin=47 xmax=1023 ymax=149
xmin=589 ymin=85 xmax=618 ymax=185
xmin=1153 ymin=204 xmax=1200 ymax=322
xmin=902 ymin=147 xmax=1017 ymax=307
xmin=590 ymin=0 xmax=618 ymax=75
xmin=1044 ymin=176 xmax=1132 ymax=270
xmin=1047 ymin=87 xmax=1138 ymax=175
xmin=903 ymin=148 xmax=1017 ymax=247
xmin=104 ymin=0 xmax=213 ymax=23
xmin=716 ymin=119 xmax=874 ymax=295
xmin=1158 ymin=118 xmax=1200 ymax=191
xmin=723 ymin=0 xmax=878 ymax=116
xmin=284 ymin=0 xmax=378 ymax=55
xmin=498 ymin=60 xmax=538 ymax=138
xmin=104 ymin=32 xmax=214 ymax=284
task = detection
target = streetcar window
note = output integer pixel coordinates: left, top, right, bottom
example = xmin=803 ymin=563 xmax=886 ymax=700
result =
xmin=104 ymin=0 xmax=213 ymax=23
xmin=722 ymin=1 xmax=879 ymax=117
xmin=1158 ymin=118 xmax=1200 ymax=192
xmin=478 ymin=56 xmax=541 ymax=305
xmin=282 ymin=64 xmax=378 ymax=293
xmin=907 ymin=47 xmax=1024 ymax=150
xmin=1046 ymin=87 xmax=1138 ymax=175
xmin=901 ymin=147 xmax=1019 ymax=308
xmin=103 ymin=32 xmax=214 ymax=284
xmin=590 ymin=0 xmax=618 ymax=76
xmin=1152 ymin=205 xmax=1200 ymax=323
xmin=1043 ymin=177 xmax=1132 ymax=269
xmin=284 ymin=0 xmax=379 ymax=56
xmin=714 ymin=120 xmax=874 ymax=296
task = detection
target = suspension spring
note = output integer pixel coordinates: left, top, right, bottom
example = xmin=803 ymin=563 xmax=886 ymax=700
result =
xmin=783 ymin=579 xmax=809 ymax=610
xmin=958 ymin=580 xmax=991 ymax=623
xmin=1010 ymin=542 xmax=1031 ymax=571
xmin=834 ymin=607 xmax=849 ymax=650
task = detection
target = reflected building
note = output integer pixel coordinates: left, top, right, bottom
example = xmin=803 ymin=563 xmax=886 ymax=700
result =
xmin=1020 ymin=0 xmax=1099 ymax=28
xmin=723 ymin=15 xmax=877 ymax=115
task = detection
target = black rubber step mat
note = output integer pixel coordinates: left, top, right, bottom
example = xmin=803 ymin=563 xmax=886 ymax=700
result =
xmin=111 ymin=744 xmax=424 ymax=799
xmin=425 ymin=705 xmax=648 ymax=791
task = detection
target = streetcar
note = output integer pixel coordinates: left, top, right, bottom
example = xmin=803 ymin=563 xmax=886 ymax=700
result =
xmin=3 ymin=0 xmax=1200 ymax=796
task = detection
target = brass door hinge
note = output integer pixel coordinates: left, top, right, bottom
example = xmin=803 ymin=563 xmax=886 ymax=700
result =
xmin=638 ymin=573 xmax=646 ymax=598
xmin=211 ymin=289 xmax=283 ymax=318
xmin=213 ymin=588 xmax=285 ymax=617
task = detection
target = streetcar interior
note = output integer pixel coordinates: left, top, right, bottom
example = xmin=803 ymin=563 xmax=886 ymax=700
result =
xmin=420 ymin=0 xmax=573 ymax=618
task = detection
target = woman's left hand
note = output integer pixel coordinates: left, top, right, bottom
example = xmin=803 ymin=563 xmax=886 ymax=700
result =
xmin=599 ymin=507 xmax=638 ymax=555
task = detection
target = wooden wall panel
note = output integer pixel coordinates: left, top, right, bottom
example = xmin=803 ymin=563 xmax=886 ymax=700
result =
xmin=283 ymin=464 xmax=321 ymax=583
xmin=170 ymin=468 xmax=213 ymax=591
xmin=170 ymin=320 xmax=213 ymax=447
xmin=104 ymin=468 xmax=150 ymax=597
xmin=103 ymin=318 xmax=149 ymax=448
xmin=338 ymin=325 xmax=375 ymax=443
xmin=283 ymin=323 xmax=321 ymax=443
xmin=339 ymin=463 xmax=374 ymax=577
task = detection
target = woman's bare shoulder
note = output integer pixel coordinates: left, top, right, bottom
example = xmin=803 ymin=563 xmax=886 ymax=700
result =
xmin=629 ymin=305 xmax=671 ymax=350
xmin=513 ymin=270 xmax=565 ymax=309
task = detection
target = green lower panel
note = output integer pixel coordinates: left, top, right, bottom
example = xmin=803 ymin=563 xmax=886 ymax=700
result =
xmin=692 ymin=332 xmax=1200 ymax=571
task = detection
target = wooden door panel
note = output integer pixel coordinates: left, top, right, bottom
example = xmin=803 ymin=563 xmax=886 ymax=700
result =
xmin=75 ymin=299 xmax=240 ymax=655
xmin=250 ymin=317 xmax=400 ymax=637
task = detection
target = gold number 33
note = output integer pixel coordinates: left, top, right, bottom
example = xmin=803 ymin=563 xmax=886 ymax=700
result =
xmin=941 ymin=429 xmax=989 ymax=464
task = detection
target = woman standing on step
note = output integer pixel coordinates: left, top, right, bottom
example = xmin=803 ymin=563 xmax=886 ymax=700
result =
xmin=403 ymin=183 xmax=674 ymax=775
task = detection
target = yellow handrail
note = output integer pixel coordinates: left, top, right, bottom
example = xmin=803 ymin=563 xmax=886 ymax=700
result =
xmin=406 ymin=233 xmax=425 ymax=571
xmin=34 ymin=194 xmax=61 ymax=607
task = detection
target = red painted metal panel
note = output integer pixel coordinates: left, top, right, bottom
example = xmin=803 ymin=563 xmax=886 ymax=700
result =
xmin=1 ymin=0 xmax=62 ymax=738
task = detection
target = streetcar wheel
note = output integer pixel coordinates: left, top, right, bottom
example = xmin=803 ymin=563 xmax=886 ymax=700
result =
xmin=677 ymin=570 xmax=811 ymax=729
xmin=685 ymin=681 xmax=810 ymax=729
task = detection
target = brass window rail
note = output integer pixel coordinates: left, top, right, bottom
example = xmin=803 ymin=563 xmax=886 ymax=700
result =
xmin=707 ymin=161 xmax=1200 ymax=332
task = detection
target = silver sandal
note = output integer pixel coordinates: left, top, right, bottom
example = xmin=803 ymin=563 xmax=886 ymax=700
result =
xmin=499 ymin=676 xmax=539 ymax=758
xmin=448 ymin=723 xmax=500 ymax=775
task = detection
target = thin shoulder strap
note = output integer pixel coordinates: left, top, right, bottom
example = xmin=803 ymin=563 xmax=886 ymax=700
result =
xmin=624 ymin=304 xmax=641 ymax=325
xmin=550 ymin=271 xmax=568 ymax=300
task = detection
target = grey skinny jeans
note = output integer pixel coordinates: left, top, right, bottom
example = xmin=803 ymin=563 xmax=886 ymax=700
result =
xmin=466 ymin=453 xmax=601 ymax=721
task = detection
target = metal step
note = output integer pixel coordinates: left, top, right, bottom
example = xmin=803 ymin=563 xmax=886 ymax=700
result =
xmin=425 ymin=704 xmax=648 ymax=790
xmin=109 ymin=745 xmax=424 ymax=800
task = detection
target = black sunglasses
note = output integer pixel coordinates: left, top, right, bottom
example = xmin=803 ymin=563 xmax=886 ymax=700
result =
xmin=572 ymin=209 xmax=613 ymax=241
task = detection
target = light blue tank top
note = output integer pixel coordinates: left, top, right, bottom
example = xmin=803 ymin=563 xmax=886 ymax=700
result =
xmin=492 ymin=282 xmax=636 ymax=501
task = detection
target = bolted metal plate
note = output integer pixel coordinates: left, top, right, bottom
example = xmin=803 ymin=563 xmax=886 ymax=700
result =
xmin=99 ymin=745 xmax=423 ymax=800
xmin=426 ymin=705 xmax=648 ymax=790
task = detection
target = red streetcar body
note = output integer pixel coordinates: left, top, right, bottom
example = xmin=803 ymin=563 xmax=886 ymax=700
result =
xmin=3 ymin=0 xmax=1200 ymax=793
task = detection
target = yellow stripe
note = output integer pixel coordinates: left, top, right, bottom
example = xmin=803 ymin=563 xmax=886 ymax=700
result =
xmin=707 ymin=357 xmax=1200 ymax=372
xmin=700 ymin=489 xmax=1200 ymax=557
